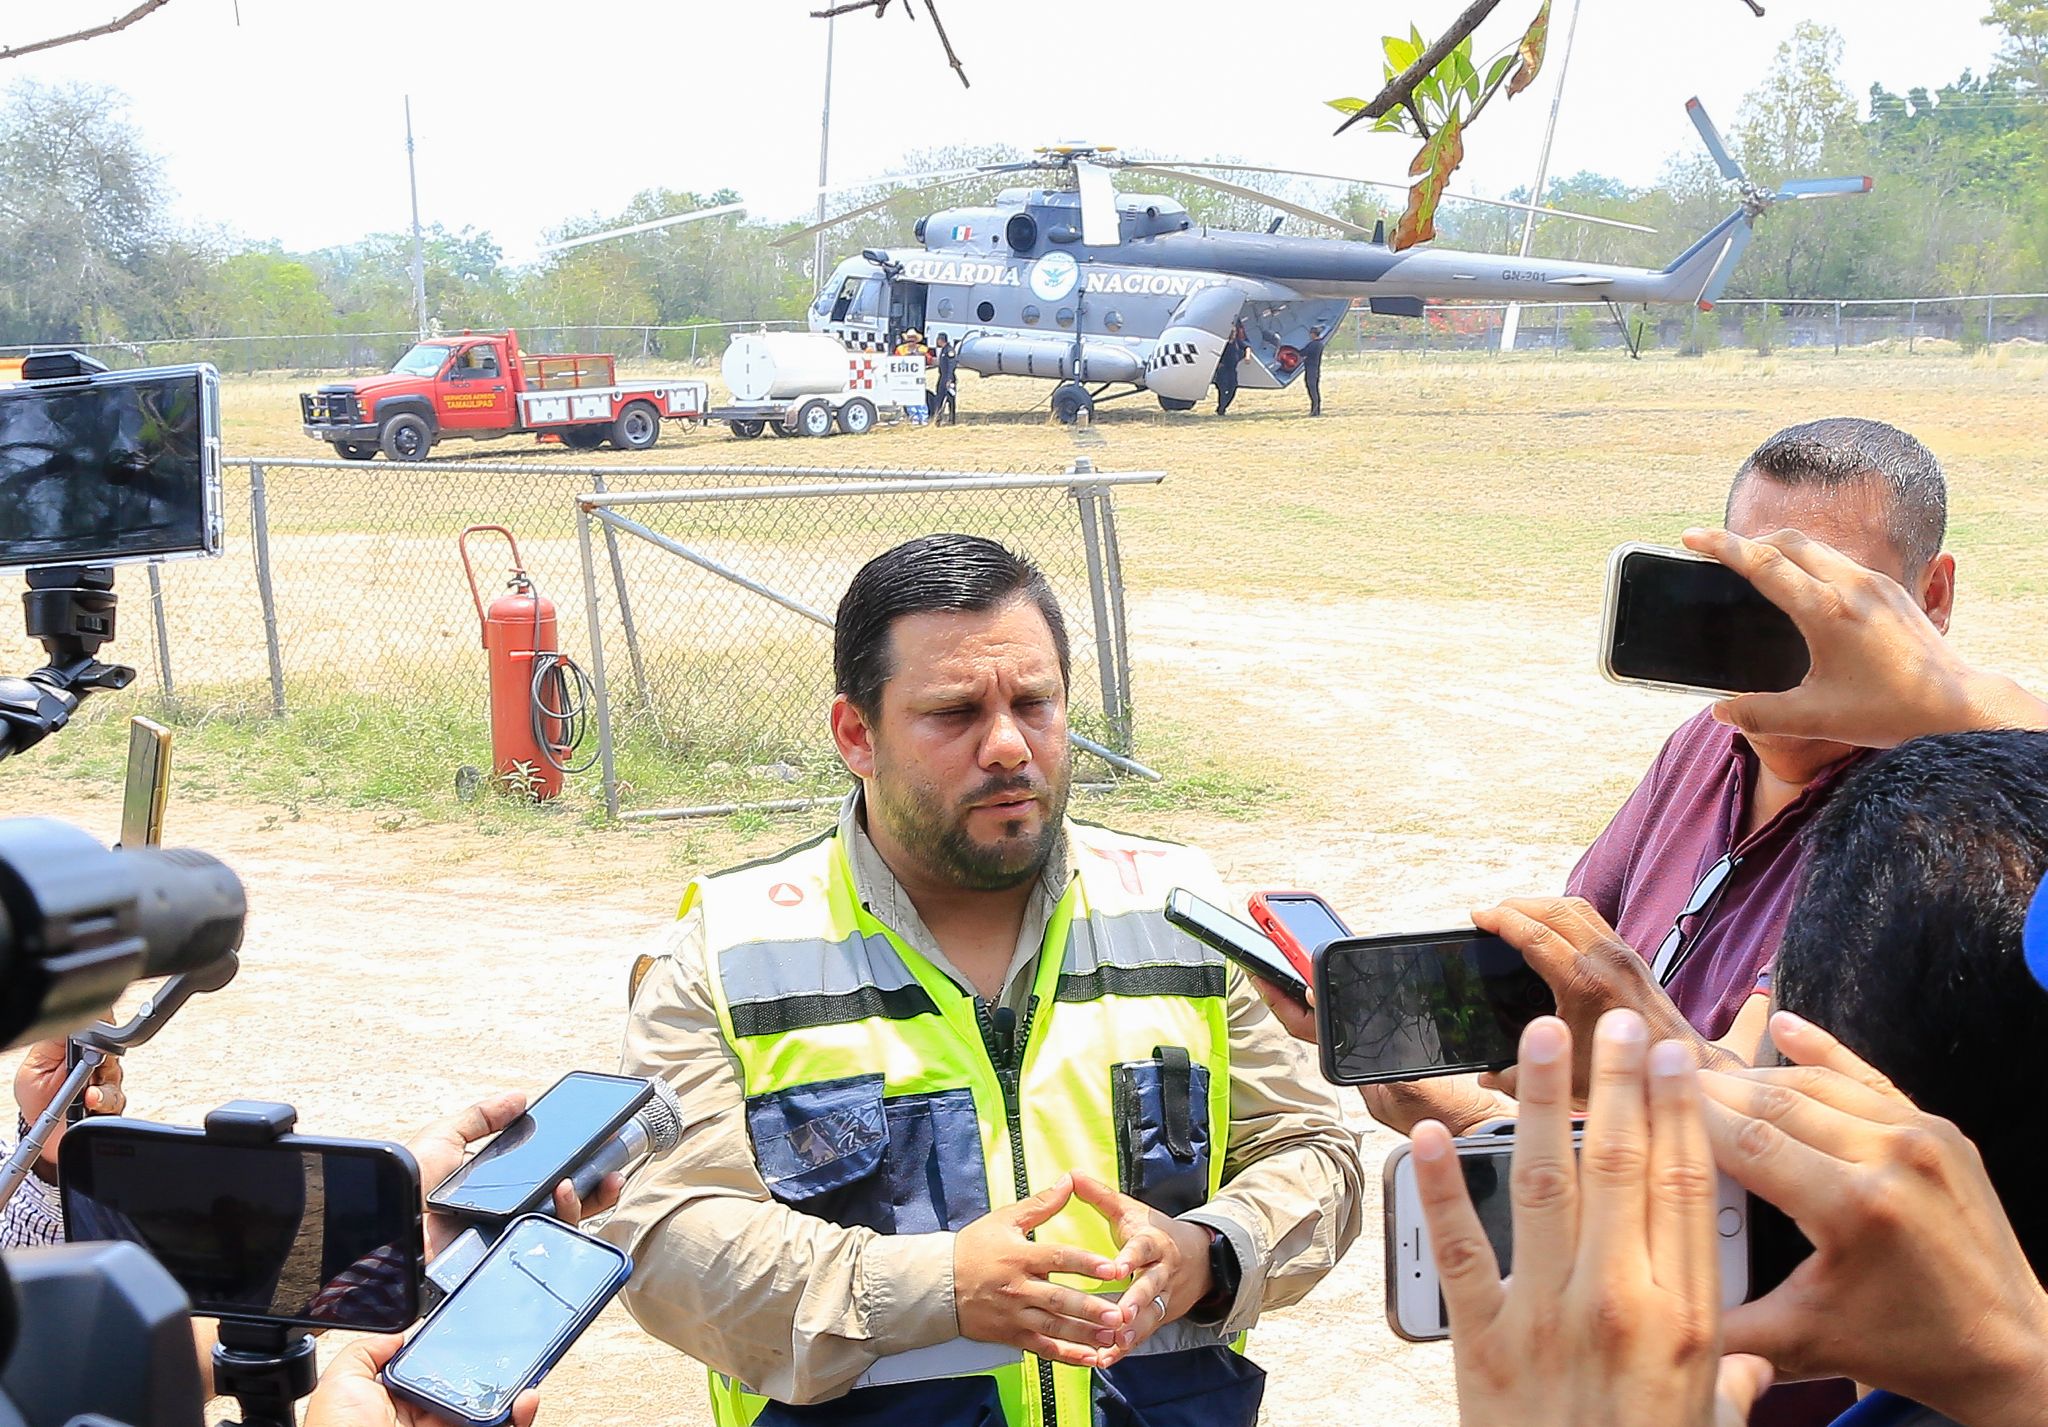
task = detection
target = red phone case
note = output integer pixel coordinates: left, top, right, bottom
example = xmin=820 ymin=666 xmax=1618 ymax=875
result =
xmin=1245 ymin=892 xmax=1331 ymax=984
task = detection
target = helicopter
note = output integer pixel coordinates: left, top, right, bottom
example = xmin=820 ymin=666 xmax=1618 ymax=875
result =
xmin=555 ymin=101 xmax=1868 ymax=422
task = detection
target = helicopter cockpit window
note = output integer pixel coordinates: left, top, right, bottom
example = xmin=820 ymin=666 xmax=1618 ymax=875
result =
xmin=828 ymin=276 xmax=864 ymax=323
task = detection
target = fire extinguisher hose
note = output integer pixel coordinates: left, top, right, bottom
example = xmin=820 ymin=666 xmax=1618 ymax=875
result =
xmin=526 ymin=577 xmax=601 ymax=776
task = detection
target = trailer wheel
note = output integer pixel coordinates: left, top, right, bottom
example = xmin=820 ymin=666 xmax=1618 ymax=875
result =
xmin=837 ymin=399 xmax=877 ymax=436
xmin=609 ymin=401 xmax=661 ymax=451
xmin=728 ymin=419 xmax=765 ymax=440
xmin=763 ymin=420 xmax=790 ymax=437
xmin=335 ymin=442 xmax=377 ymax=460
xmin=1050 ymin=382 xmax=1093 ymax=425
xmin=561 ymin=426 xmax=607 ymax=450
xmin=378 ymin=413 xmax=432 ymax=461
xmin=795 ymin=399 xmax=835 ymax=438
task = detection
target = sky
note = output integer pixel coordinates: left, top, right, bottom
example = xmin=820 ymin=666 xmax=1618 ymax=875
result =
xmin=11 ymin=0 xmax=2007 ymax=267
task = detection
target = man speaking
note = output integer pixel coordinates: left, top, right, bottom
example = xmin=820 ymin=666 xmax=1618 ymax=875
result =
xmin=604 ymin=534 xmax=1360 ymax=1427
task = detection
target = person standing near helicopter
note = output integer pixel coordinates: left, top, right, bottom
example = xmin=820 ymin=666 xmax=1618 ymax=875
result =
xmin=1213 ymin=319 xmax=1250 ymax=416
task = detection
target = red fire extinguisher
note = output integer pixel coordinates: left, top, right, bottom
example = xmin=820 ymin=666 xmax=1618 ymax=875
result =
xmin=460 ymin=525 xmax=589 ymax=800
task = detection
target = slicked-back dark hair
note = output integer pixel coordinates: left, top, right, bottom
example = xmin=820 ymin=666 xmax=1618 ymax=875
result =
xmin=834 ymin=534 xmax=1070 ymax=718
xmin=1775 ymin=731 xmax=2048 ymax=1270
xmin=1727 ymin=417 xmax=1947 ymax=572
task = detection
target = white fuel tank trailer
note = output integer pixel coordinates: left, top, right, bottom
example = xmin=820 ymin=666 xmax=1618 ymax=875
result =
xmin=722 ymin=333 xmax=856 ymax=403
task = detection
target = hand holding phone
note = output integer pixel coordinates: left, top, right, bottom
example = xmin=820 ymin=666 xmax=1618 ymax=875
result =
xmin=427 ymin=1071 xmax=656 ymax=1226
xmin=383 ymin=1215 xmax=630 ymax=1427
xmin=1387 ymin=1014 xmax=1771 ymax=1427
xmin=1165 ymin=888 xmax=1311 ymax=1006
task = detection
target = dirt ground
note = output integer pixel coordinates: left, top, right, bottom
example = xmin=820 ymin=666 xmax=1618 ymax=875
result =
xmin=4 ymin=351 xmax=2046 ymax=1424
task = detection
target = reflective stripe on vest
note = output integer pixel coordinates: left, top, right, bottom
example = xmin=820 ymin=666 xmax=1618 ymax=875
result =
xmin=690 ymin=823 xmax=1239 ymax=1427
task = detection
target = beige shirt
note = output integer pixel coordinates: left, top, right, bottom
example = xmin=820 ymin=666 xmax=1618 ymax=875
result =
xmin=602 ymin=797 xmax=1363 ymax=1405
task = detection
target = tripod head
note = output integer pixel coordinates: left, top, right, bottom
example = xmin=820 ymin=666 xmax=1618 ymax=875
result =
xmin=0 ymin=566 xmax=136 ymax=762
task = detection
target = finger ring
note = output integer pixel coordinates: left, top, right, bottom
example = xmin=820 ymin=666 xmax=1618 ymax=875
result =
xmin=1151 ymin=1293 xmax=1168 ymax=1320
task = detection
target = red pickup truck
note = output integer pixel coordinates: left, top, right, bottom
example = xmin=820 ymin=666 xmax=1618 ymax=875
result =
xmin=299 ymin=329 xmax=710 ymax=460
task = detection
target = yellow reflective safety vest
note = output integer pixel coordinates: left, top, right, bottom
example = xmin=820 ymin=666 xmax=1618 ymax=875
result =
xmin=688 ymin=818 xmax=1264 ymax=1427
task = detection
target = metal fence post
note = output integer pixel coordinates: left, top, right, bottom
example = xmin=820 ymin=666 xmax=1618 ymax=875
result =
xmin=591 ymin=474 xmax=656 ymax=716
xmin=1833 ymin=302 xmax=1843 ymax=355
xmin=1987 ymin=295 xmax=1997 ymax=346
xmin=689 ymin=327 xmax=700 ymax=365
xmin=1070 ymin=462 xmax=1129 ymax=755
xmin=145 ymin=563 xmax=174 ymax=699
xmin=575 ymin=502 xmax=621 ymax=820
xmin=1909 ymin=300 xmax=1918 ymax=354
xmin=1095 ymin=483 xmax=1135 ymax=755
xmin=248 ymin=461 xmax=287 ymax=717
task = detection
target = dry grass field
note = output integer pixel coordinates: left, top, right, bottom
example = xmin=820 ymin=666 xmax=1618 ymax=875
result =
xmin=3 ymin=348 xmax=2045 ymax=1424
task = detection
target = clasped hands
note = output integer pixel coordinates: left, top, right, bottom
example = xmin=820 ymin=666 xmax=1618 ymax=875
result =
xmin=954 ymin=1172 xmax=1214 ymax=1371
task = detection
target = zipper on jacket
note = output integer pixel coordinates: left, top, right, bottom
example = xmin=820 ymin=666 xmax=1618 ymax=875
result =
xmin=977 ymin=994 xmax=1058 ymax=1426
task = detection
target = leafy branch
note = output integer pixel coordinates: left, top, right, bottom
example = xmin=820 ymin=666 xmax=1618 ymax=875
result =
xmin=0 ymin=0 xmax=173 ymax=61
xmin=810 ymin=0 xmax=969 ymax=87
xmin=1327 ymin=0 xmax=1764 ymax=250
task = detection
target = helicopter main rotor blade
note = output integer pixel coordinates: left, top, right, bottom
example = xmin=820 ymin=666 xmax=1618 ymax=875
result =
xmin=1121 ymin=163 xmax=1376 ymax=239
xmin=1137 ymin=161 xmax=1657 ymax=234
xmin=539 ymin=201 xmax=748 ymax=254
xmin=772 ymin=171 xmax=1003 ymax=248
xmin=1776 ymin=176 xmax=1874 ymax=198
xmin=1074 ymin=159 xmax=1121 ymax=247
xmin=1685 ymin=98 xmax=1746 ymax=184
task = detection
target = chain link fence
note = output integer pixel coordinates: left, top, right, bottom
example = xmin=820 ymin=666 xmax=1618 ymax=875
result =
xmin=3 ymin=457 xmax=1150 ymax=816
xmin=571 ymin=470 xmax=1152 ymax=819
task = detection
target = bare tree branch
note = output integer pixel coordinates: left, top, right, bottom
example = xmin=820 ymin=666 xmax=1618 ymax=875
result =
xmin=0 ymin=0 xmax=172 ymax=62
xmin=920 ymin=0 xmax=968 ymax=88
xmin=808 ymin=0 xmax=967 ymax=87
xmin=1334 ymin=0 xmax=1502 ymax=135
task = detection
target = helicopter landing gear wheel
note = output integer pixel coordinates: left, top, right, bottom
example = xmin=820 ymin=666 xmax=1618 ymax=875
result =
xmin=1051 ymin=382 xmax=1093 ymax=425
xmin=1155 ymin=395 xmax=1196 ymax=412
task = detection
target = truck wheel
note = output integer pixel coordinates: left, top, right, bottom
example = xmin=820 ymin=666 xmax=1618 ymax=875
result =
xmin=609 ymin=402 xmax=661 ymax=450
xmin=561 ymin=426 xmax=606 ymax=450
xmin=763 ymin=419 xmax=790 ymax=437
xmin=795 ymin=399 xmax=835 ymax=438
xmin=837 ymin=399 xmax=877 ymax=436
xmin=1051 ymin=383 xmax=1093 ymax=425
xmin=379 ymin=413 xmax=432 ymax=461
xmin=1155 ymin=395 xmax=1196 ymax=412
xmin=727 ymin=420 xmax=765 ymax=439
xmin=335 ymin=442 xmax=377 ymax=460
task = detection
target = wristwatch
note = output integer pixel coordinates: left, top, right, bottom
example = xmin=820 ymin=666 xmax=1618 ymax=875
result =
xmin=1187 ymin=1224 xmax=1242 ymax=1325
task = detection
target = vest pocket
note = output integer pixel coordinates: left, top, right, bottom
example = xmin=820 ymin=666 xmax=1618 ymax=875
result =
xmin=754 ymin=1373 xmax=1005 ymax=1427
xmin=1110 ymin=1048 xmax=1212 ymax=1218
xmin=1092 ymin=1347 xmax=1265 ymax=1427
xmin=747 ymin=1076 xmax=990 ymax=1235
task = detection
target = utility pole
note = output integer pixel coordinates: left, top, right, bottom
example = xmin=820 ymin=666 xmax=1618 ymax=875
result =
xmin=813 ymin=16 xmax=836 ymax=286
xmin=1499 ymin=0 xmax=1583 ymax=353
xmin=405 ymin=95 xmax=428 ymax=340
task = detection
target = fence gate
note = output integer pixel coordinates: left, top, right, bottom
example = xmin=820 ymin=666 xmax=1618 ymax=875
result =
xmin=572 ymin=462 xmax=1160 ymax=821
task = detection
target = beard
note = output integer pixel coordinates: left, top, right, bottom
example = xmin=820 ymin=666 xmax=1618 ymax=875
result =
xmin=872 ymin=760 xmax=1072 ymax=892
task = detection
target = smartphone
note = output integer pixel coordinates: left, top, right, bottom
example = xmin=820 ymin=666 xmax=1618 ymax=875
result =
xmin=383 ymin=1214 xmax=631 ymax=1427
xmin=427 ymin=1071 xmax=655 ymax=1224
xmin=1600 ymin=542 xmax=1811 ymax=698
xmin=1165 ymin=888 xmax=1311 ymax=1006
xmin=59 ymin=1119 xmax=423 ymax=1330
xmin=0 ymin=363 xmax=224 ymax=572
xmin=1247 ymin=891 xmax=1353 ymax=982
xmin=120 ymin=716 xmax=172 ymax=849
xmin=1313 ymin=930 xmax=1556 ymax=1085
xmin=1383 ymin=1133 xmax=1752 ymax=1341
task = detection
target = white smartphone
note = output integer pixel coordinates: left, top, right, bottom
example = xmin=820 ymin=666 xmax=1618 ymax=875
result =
xmin=1598 ymin=542 xmax=1810 ymax=698
xmin=1383 ymin=1132 xmax=1751 ymax=1342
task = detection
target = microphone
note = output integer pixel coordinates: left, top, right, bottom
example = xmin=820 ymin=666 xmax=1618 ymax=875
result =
xmin=564 ymin=1077 xmax=682 ymax=1203
xmin=2025 ymin=869 xmax=2048 ymax=993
